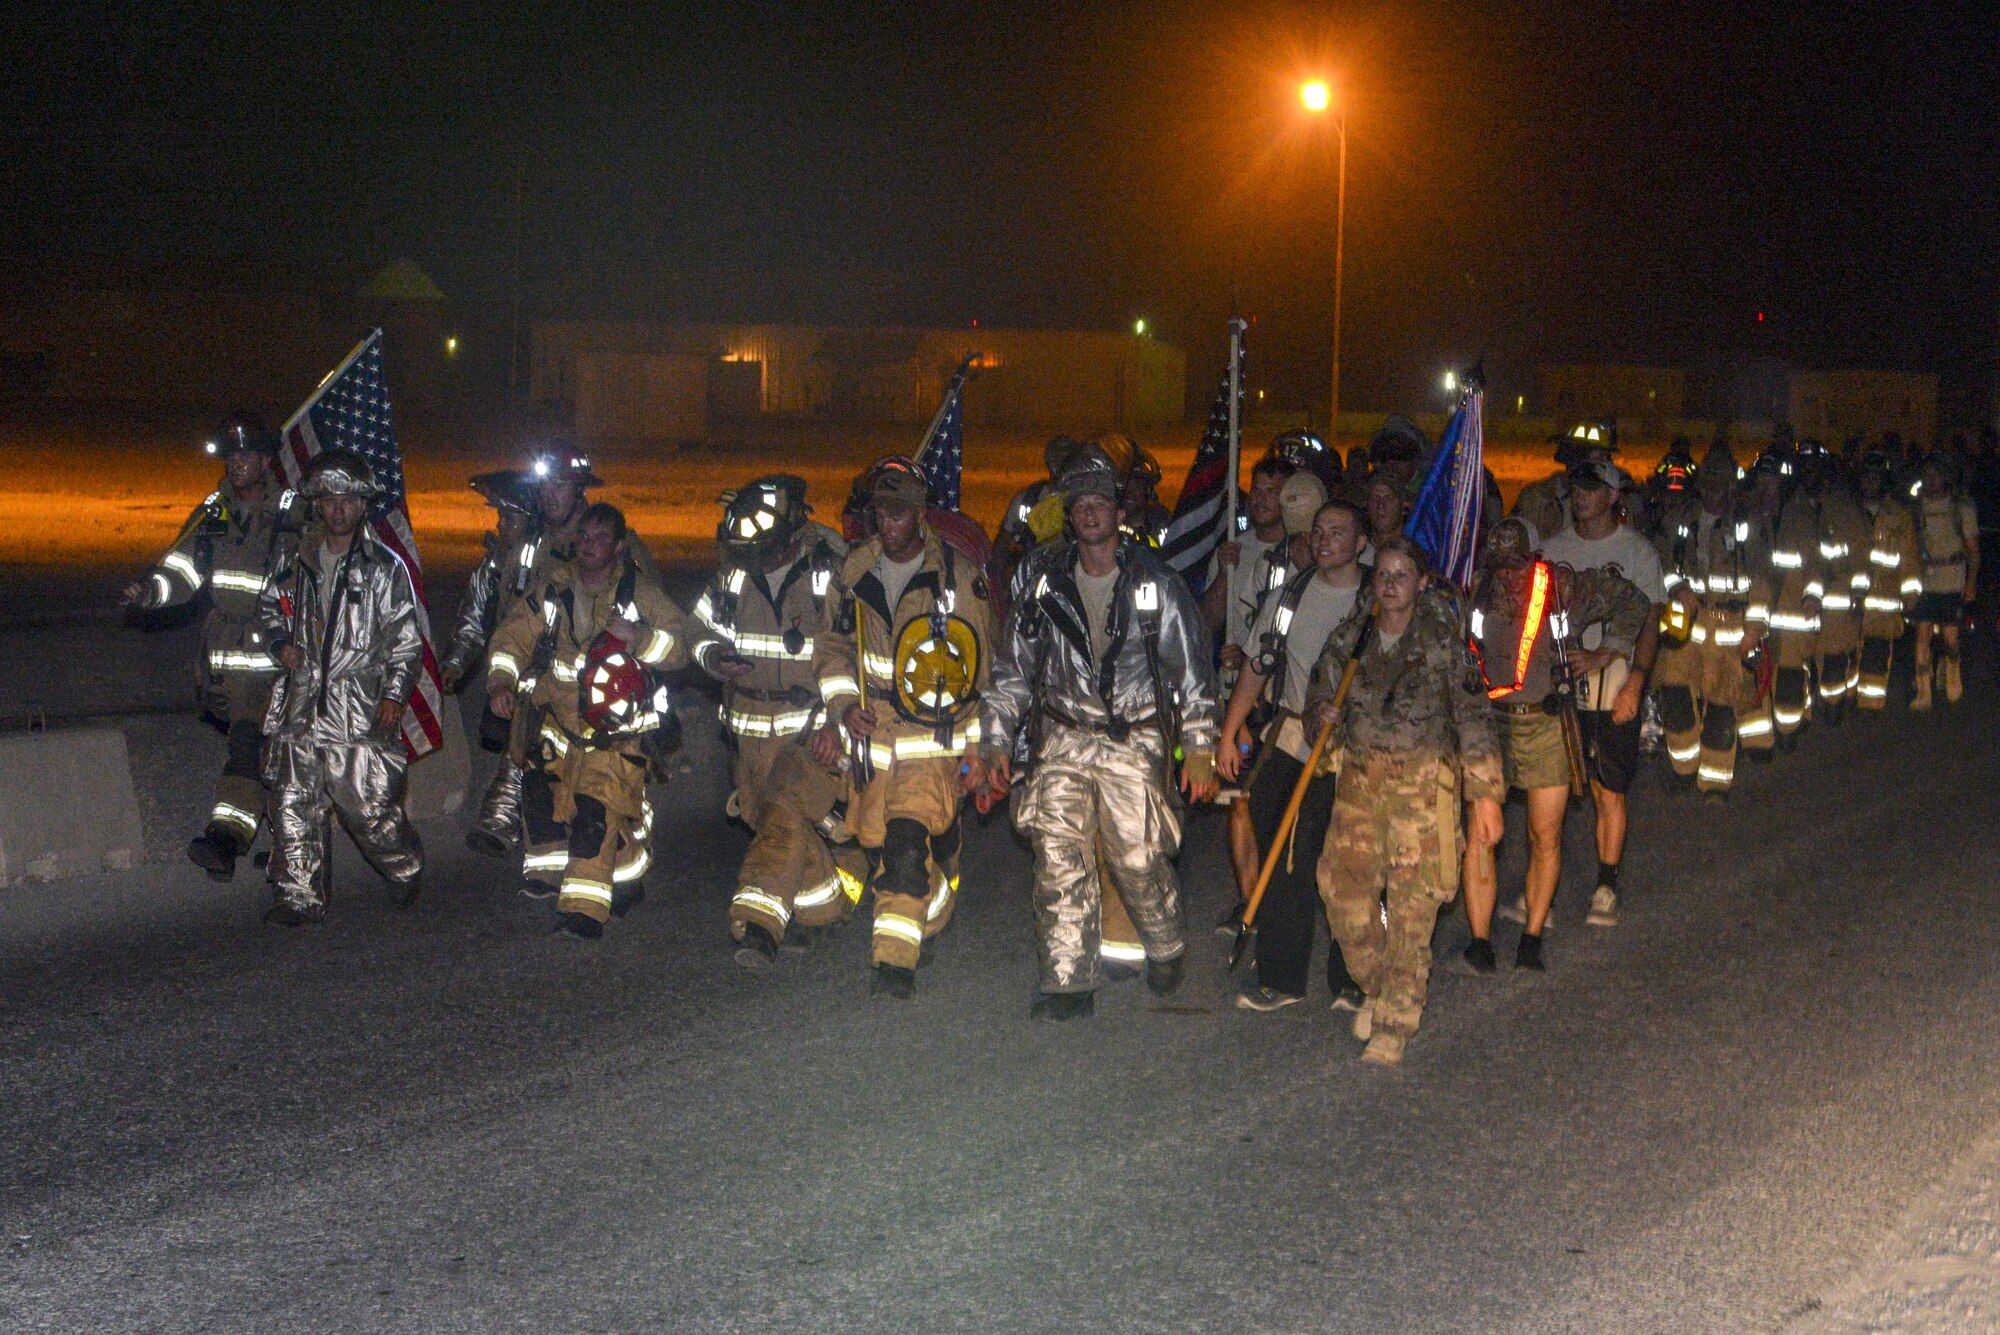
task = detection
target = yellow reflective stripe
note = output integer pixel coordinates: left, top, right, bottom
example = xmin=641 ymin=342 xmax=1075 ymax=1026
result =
xmin=733 ymin=887 xmax=792 ymax=924
xmin=863 ymin=651 xmax=896 ymax=679
xmin=149 ymin=572 xmax=172 ymax=604
xmin=162 ymin=550 xmax=202 ymax=588
xmin=733 ymin=631 xmax=813 ymax=661
xmin=1870 ymin=549 xmax=1901 ymax=568
xmin=721 ymin=705 xmax=817 ymax=737
xmin=637 ymin=628 xmax=677 ymax=665
xmin=1864 ymin=596 xmax=1904 ymax=612
xmin=489 ymin=651 xmax=522 ymax=682
xmin=524 ymin=851 xmax=569 ymax=872
xmin=1697 ymin=762 xmax=1734 ymax=783
xmin=819 ymin=675 xmax=861 ymax=702
xmin=560 ymin=878 xmax=614 ymax=904
xmin=924 ymin=872 xmax=955 ymax=922
xmin=1666 ymin=740 xmax=1702 ymax=762
xmin=1771 ymin=550 xmax=1803 ymax=569
xmin=867 ymin=721 xmax=982 ymax=766
xmin=211 ymin=801 xmax=260 ymax=837
xmin=1820 ymin=593 xmax=1852 ymax=610
xmin=1736 ymin=716 xmax=1773 ymax=737
xmin=1803 ymin=580 xmax=1825 ymax=600
xmin=208 ymin=650 xmax=279 ymax=671
xmin=1101 ymin=941 xmax=1148 ymax=962
xmin=540 ymin=722 xmax=570 ymax=756
xmin=209 ymin=569 xmax=267 ymax=594
xmin=873 ymin=914 xmax=924 ymax=947
xmin=613 ymin=846 xmax=651 ymax=883
xmin=1899 ymin=577 xmax=1923 ymax=595
xmin=551 ymin=659 xmax=580 ymax=682
xmin=1745 ymin=603 xmax=1770 ymax=623
xmin=1713 ymin=627 xmax=1745 ymax=646
xmin=1769 ymin=612 xmax=1817 ymax=632
xmin=794 ymin=874 xmax=842 ymax=909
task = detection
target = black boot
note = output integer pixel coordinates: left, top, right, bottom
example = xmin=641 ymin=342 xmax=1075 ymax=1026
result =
xmin=1515 ymin=932 xmax=1546 ymax=972
xmin=464 ymin=827 xmax=512 ymax=858
xmin=263 ymin=899 xmax=322 ymax=927
xmin=384 ymin=873 xmax=422 ymax=910
xmin=1031 ymin=991 xmax=1095 ymax=1022
xmin=870 ymin=963 xmax=917 ymax=1000
xmin=734 ymin=922 xmax=780 ymax=969
xmin=1459 ymin=937 xmax=1497 ymax=976
xmin=610 ymin=881 xmax=645 ymax=919
xmin=1145 ymin=956 xmax=1184 ymax=995
xmin=186 ymin=825 xmax=242 ymax=882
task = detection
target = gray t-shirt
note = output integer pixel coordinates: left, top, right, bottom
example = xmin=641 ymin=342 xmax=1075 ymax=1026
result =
xmin=1076 ymin=566 xmax=1120 ymax=663
xmin=1249 ymin=573 xmax=1362 ymax=714
xmin=1537 ymin=523 xmax=1668 ymax=645
xmin=875 ymin=551 xmax=924 ymax=614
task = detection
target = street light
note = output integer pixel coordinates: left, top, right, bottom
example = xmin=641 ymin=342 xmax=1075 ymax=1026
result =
xmin=1301 ymin=78 xmax=1346 ymax=448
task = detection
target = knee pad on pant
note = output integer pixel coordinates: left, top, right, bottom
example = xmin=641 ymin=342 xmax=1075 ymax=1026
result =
xmin=1657 ymin=684 xmax=1698 ymax=734
xmin=224 ymin=720 xmax=265 ymax=781
xmin=1861 ymin=637 xmax=1892 ymax=676
xmin=1699 ymin=703 xmax=1737 ymax=751
xmin=929 ymin=815 xmax=962 ymax=869
xmin=568 ymin=794 xmax=609 ymax=861
xmin=522 ymin=769 xmax=563 ymax=844
xmin=879 ymin=817 xmax=931 ymax=898
xmin=1775 ymin=667 xmax=1809 ymax=707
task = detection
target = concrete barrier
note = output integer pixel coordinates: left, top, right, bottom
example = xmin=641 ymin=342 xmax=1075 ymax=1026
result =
xmin=0 ymin=727 xmax=147 ymax=885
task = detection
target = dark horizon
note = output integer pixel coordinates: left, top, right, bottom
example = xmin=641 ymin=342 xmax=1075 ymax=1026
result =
xmin=3 ymin=3 xmax=1995 ymax=426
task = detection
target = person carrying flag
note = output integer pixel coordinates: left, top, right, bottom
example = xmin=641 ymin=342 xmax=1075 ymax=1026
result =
xmin=814 ymin=461 xmax=995 ymax=998
xmin=255 ymin=450 xmax=426 ymax=925
xmin=122 ymin=412 xmax=297 ymax=883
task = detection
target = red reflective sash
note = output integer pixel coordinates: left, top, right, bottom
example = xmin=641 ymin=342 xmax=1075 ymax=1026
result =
xmin=1489 ymin=561 xmax=1550 ymax=699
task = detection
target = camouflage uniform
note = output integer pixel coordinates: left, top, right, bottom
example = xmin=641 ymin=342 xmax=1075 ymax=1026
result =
xmin=1308 ymin=588 xmax=1503 ymax=1041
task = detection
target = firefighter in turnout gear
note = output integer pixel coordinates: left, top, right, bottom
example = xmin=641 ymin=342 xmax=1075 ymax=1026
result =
xmin=1310 ymin=538 xmax=1505 ymax=1065
xmin=970 ymin=450 xmax=1221 ymax=1022
xmin=440 ymin=469 xmax=540 ymax=858
xmin=123 ymin=412 xmax=297 ymax=881
xmin=1789 ymin=443 xmax=1875 ymax=725
xmin=1856 ymin=452 xmax=1921 ymax=709
xmin=486 ymin=503 xmax=691 ymax=938
xmin=690 ymin=474 xmax=863 ymax=966
xmin=814 ymin=461 xmax=996 ymax=998
xmin=1465 ymin=518 xmax=1647 ymax=963
xmin=1651 ymin=443 xmax=1775 ymax=795
xmin=1766 ymin=451 xmax=1826 ymax=744
xmin=255 ymin=450 xmax=425 ymax=924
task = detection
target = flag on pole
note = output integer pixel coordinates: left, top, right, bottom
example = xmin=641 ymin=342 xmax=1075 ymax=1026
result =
xmin=276 ymin=329 xmax=446 ymax=758
xmin=1160 ymin=338 xmax=1246 ymax=591
xmin=1403 ymin=381 xmax=1485 ymax=591
xmin=915 ymin=353 xmax=975 ymax=512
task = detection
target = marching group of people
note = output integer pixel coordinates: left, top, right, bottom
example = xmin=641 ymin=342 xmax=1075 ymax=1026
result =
xmin=128 ymin=408 xmax=1984 ymax=1065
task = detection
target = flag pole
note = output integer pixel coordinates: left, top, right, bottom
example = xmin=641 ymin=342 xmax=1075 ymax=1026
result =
xmin=1222 ymin=317 xmax=1245 ymax=539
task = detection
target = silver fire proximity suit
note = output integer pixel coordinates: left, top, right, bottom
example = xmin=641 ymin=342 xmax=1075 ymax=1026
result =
xmin=443 ymin=529 xmax=543 ymax=851
xmin=134 ymin=478 xmax=291 ymax=848
xmin=257 ymin=524 xmax=426 ymax=913
xmin=982 ymin=537 xmax=1219 ymax=995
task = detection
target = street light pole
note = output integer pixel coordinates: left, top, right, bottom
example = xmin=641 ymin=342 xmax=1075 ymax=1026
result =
xmin=1330 ymin=108 xmax=1346 ymax=449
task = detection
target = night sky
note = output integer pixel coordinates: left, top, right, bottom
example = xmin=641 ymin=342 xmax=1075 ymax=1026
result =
xmin=4 ymin=3 xmax=1995 ymax=421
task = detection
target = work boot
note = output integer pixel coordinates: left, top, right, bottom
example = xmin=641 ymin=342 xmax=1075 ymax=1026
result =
xmin=1235 ymin=984 xmax=1303 ymax=1012
xmin=556 ymin=912 xmax=604 ymax=940
xmin=734 ymin=922 xmax=779 ymax=969
xmin=186 ymin=826 xmax=242 ymax=882
xmin=1516 ymin=933 xmax=1546 ymax=971
xmin=610 ymin=882 xmax=645 ymax=919
xmin=1913 ymin=666 xmax=1934 ymax=711
xmin=1351 ymin=999 xmax=1374 ymax=1042
xmin=1359 ymin=1033 xmax=1406 ymax=1066
xmin=1748 ymin=748 xmax=1774 ymax=764
xmin=1586 ymin=886 xmax=1619 ymax=927
xmin=1777 ymin=731 xmax=1799 ymax=755
xmin=1031 ymin=991 xmax=1094 ymax=1022
xmin=384 ymin=873 xmax=422 ymax=911
xmin=520 ymin=878 xmax=558 ymax=901
xmin=870 ymin=963 xmax=916 ymax=1000
xmin=1145 ymin=956 xmax=1184 ymax=996
xmin=1458 ymin=938 xmax=1497 ymax=976
xmin=263 ymin=899 xmax=322 ymax=927
xmin=1944 ymin=653 xmax=1964 ymax=703
xmin=464 ymin=826 xmax=514 ymax=859
xmin=780 ymin=924 xmax=818 ymax=955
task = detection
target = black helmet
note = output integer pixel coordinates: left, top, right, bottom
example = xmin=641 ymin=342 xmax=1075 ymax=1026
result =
xmin=208 ymin=411 xmax=278 ymax=458
xmin=469 ymin=469 xmax=539 ymax=516
xmin=718 ymin=474 xmax=809 ymax=559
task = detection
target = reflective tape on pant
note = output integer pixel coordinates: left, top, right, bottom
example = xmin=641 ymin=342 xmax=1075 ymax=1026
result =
xmin=560 ymin=878 xmax=614 ymax=905
xmin=613 ymin=846 xmax=651 ymax=883
xmin=794 ymin=874 xmax=842 ymax=910
xmin=722 ymin=706 xmax=817 ymax=737
xmin=211 ymin=801 xmax=260 ymax=837
xmin=1736 ymin=716 xmax=1774 ymax=738
xmin=524 ymin=851 xmax=569 ymax=873
xmin=1101 ymin=940 xmax=1147 ymax=962
xmin=873 ymin=914 xmax=925 ymax=948
xmin=924 ymin=872 xmax=957 ymax=922
xmin=209 ymin=650 xmax=279 ymax=672
xmin=1697 ymin=762 xmax=1735 ymax=784
xmin=733 ymin=887 xmax=792 ymax=925
xmin=1666 ymin=740 xmax=1701 ymax=762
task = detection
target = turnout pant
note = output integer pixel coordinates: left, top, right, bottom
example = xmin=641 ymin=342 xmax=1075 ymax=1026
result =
xmin=268 ymin=737 xmax=422 ymax=912
xmin=730 ymin=736 xmax=862 ymax=946
xmin=1654 ymin=611 xmax=1770 ymax=794
xmin=523 ymin=741 xmax=650 ymax=924
xmin=473 ymin=759 xmax=525 ymax=850
xmin=1016 ymin=723 xmax=1185 ymax=995
xmin=1319 ymin=754 xmax=1457 ymax=1040
xmin=1857 ymin=635 xmax=1895 ymax=709
xmin=1246 ymin=748 xmax=1348 ymax=998
xmin=1771 ymin=631 xmax=1814 ymax=735
xmin=850 ymin=749 xmax=963 ymax=970
xmin=207 ymin=672 xmax=278 ymax=851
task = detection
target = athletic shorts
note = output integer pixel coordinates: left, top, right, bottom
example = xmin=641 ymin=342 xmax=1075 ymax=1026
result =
xmin=1577 ymin=708 xmax=1640 ymax=794
xmin=1499 ymin=710 xmax=1572 ymax=792
xmin=1909 ymin=591 xmax=1964 ymax=625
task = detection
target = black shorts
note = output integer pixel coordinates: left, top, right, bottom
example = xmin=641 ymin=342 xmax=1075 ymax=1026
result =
xmin=1577 ymin=708 xmax=1640 ymax=794
xmin=1909 ymin=591 xmax=1964 ymax=625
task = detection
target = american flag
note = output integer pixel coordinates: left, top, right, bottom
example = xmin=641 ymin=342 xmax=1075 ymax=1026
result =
xmin=915 ymin=353 xmax=975 ymax=512
xmin=1160 ymin=337 xmax=1245 ymax=591
xmin=1404 ymin=383 xmax=1485 ymax=591
xmin=276 ymin=329 xmax=446 ymax=757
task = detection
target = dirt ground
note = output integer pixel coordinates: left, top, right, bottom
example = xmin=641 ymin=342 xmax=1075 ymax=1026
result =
xmin=0 ymin=402 xmax=1661 ymax=581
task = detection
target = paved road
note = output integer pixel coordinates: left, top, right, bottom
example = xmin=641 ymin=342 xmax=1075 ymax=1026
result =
xmin=3 ymin=643 xmax=1998 ymax=1332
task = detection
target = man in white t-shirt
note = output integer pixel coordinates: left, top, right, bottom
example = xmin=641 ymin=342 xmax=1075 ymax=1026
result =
xmin=1201 ymin=455 xmax=1296 ymax=681
xmin=1504 ymin=462 xmax=1665 ymax=928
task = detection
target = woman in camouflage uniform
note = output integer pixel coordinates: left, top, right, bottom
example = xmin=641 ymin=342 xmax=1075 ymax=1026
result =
xmin=1308 ymin=538 xmax=1504 ymax=1066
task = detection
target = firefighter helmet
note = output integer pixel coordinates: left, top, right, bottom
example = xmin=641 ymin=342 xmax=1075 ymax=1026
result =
xmin=299 ymin=448 xmax=382 ymax=499
xmin=207 ymin=411 xmax=278 ymax=458
xmin=1269 ymin=429 xmax=1331 ymax=471
xmin=469 ymin=469 xmax=538 ymax=515
xmin=718 ymin=474 xmax=808 ymax=560
xmin=527 ymin=443 xmax=602 ymax=487
xmin=890 ymin=612 xmax=983 ymax=729
xmin=578 ymin=631 xmax=663 ymax=740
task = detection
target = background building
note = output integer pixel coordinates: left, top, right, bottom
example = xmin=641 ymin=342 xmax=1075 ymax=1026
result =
xmin=1789 ymin=369 xmax=1939 ymax=446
